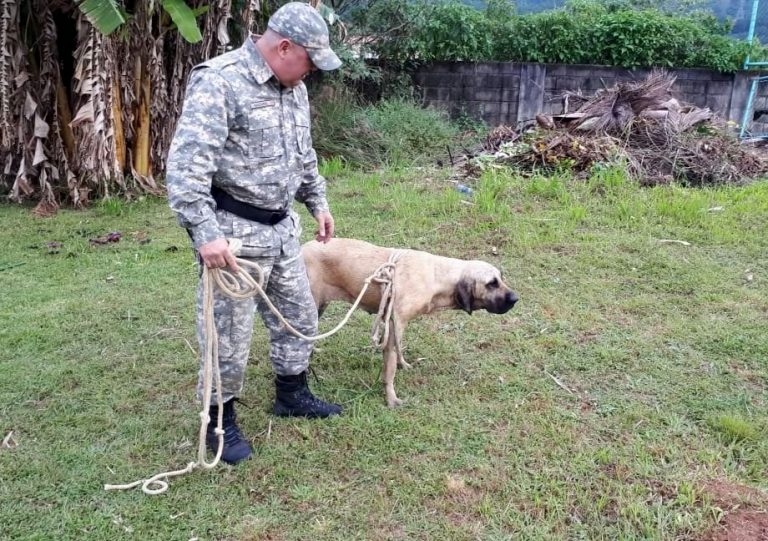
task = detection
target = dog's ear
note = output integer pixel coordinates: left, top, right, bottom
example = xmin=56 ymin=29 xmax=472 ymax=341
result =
xmin=455 ymin=278 xmax=474 ymax=314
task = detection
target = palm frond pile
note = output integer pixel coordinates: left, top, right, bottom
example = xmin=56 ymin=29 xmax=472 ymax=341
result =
xmin=475 ymin=71 xmax=768 ymax=186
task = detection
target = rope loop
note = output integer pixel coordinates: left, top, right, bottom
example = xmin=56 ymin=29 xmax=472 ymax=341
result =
xmin=105 ymin=240 xmax=402 ymax=495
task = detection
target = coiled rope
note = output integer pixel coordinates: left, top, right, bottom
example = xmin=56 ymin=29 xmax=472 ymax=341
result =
xmin=105 ymin=239 xmax=401 ymax=495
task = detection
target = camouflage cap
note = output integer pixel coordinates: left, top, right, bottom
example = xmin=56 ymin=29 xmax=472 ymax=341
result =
xmin=268 ymin=2 xmax=342 ymax=71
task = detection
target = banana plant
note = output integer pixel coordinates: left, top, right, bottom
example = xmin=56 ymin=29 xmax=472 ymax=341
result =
xmin=75 ymin=0 xmax=125 ymax=34
xmin=76 ymin=0 xmax=203 ymax=43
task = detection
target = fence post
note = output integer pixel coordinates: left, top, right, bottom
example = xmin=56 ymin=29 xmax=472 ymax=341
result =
xmin=517 ymin=63 xmax=547 ymax=125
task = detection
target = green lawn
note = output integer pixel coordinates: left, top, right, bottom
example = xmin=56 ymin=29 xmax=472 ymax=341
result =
xmin=1 ymin=164 xmax=766 ymax=540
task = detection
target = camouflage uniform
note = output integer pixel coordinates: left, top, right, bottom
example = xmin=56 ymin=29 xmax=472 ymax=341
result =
xmin=166 ymin=4 xmax=340 ymax=404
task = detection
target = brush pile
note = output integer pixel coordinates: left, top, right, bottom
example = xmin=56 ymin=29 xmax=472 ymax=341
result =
xmin=473 ymin=71 xmax=768 ymax=186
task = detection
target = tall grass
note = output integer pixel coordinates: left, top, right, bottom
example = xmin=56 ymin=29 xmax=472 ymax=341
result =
xmin=312 ymin=90 xmax=462 ymax=169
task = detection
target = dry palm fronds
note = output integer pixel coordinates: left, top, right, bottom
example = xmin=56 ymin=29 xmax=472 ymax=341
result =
xmin=630 ymin=128 xmax=766 ymax=187
xmin=571 ymin=70 xmax=676 ymax=135
xmin=499 ymin=131 xmax=620 ymax=174
xmin=1 ymin=0 xmax=249 ymax=211
xmin=562 ymin=90 xmax=590 ymax=114
xmin=483 ymin=125 xmax=519 ymax=152
xmin=0 ymin=0 xmax=15 ymax=151
xmin=29 ymin=0 xmax=73 ymax=210
xmin=4 ymin=0 xmax=61 ymax=210
xmin=468 ymin=71 xmax=768 ymax=187
xmin=71 ymin=14 xmax=127 ymax=202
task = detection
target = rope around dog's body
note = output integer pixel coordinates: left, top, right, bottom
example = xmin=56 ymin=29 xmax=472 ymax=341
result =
xmin=370 ymin=251 xmax=401 ymax=350
xmin=105 ymin=240 xmax=402 ymax=495
xmin=213 ymin=242 xmax=403 ymax=343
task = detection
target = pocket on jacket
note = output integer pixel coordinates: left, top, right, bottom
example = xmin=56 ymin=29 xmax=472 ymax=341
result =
xmin=249 ymin=101 xmax=283 ymax=159
xmin=293 ymin=109 xmax=311 ymax=155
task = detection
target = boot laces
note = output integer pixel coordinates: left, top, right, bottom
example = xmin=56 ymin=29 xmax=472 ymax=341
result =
xmin=307 ymin=366 xmax=322 ymax=385
xmin=222 ymin=422 xmax=246 ymax=447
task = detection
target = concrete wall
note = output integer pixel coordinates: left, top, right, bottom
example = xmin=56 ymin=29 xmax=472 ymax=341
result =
xmin=412 ymin=62 xmax=768 ymax=131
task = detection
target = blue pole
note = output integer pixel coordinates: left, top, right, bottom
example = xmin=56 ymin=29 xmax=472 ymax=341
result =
xmin=744 ymin=0 xmax=760 ymax=69
xmin=740 ymin=78 xmax=759 ymax=138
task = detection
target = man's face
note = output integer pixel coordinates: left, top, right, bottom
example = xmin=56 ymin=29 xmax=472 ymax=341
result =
xmin=274 ymin=40 xmax=317 ymax=87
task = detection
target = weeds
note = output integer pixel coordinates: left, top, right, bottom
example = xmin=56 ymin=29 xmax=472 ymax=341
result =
xmin=312 ymin=90 xmax=467 ymax=169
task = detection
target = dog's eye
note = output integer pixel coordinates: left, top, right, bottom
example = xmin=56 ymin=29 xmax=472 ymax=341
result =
xmin=487 ymin=278 xmax=499 ymax=289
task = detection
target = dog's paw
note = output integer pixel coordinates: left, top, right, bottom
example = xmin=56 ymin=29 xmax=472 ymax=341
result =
xmin=386 ymin=397 xmax=404 ymax=408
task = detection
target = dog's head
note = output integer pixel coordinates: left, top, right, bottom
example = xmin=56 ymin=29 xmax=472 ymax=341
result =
xmin=454 ymin=261 xmax=518 ymax=315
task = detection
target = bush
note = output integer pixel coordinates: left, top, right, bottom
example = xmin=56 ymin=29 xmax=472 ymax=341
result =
xmin=310 ymin=89 xmax=381 ymax=167
xmin=361 ymin=0 xmax=757 ymax=71
xmin=417 ymin=3 xmax=494 ymax=62
xmin=311 ymin=90 xmax=460 ymax=168
xmin=366 ymin=98 xmax=458 ymax=166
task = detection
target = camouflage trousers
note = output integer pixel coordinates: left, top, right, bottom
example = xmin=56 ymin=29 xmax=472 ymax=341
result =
xmin=194 ymin=231 xmax=317 ymax=403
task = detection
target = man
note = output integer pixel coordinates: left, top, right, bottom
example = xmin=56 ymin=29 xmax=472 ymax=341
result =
xmin=166 ymin=2 xmax=343 ymax=465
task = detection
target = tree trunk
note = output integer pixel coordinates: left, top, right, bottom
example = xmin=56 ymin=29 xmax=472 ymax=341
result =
xmin=57 ymin=77 xmax=76 ymax=160
xmin=111 ymin=79 xmax=126 ymax=171
xmin=133 ymin=57 xmax=152 ymax=179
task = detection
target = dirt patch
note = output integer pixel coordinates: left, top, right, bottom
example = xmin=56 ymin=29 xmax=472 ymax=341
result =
xmin=703 ymin=510 xmax=768 ymax=541
xmin=698 ymin=480 xmax=768 ymax=541
xmin=426 ymin=472 xmax=488 ymax=529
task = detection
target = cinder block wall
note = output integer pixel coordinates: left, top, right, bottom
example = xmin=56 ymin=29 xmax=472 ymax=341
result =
xmin=412 ymin=62 xmax=766 ymax=130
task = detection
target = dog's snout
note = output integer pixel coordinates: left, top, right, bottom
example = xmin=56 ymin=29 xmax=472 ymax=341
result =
xmin=506 ymin=291 xmax=519 ymax=306
xmin=487 ymin=290 xmax=518 ymax=314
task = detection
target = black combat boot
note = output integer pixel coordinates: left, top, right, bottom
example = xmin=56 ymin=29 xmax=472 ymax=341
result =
xmin=206 ymin=398 xmax=253 ymax=465
xmin=273 ymin=371 xmax=342 ymax=418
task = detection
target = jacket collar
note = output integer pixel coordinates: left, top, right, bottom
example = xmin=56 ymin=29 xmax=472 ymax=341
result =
xmin=243 ymin=36 xmax=275 ymax=85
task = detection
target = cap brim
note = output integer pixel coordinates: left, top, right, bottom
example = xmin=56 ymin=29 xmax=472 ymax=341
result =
xmin=308 ymin=47 xmax=342 ymax=71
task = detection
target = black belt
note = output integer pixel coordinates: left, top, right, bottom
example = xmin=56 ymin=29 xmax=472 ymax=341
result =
xmin=211 ymin=186 xmax=287 ymax=225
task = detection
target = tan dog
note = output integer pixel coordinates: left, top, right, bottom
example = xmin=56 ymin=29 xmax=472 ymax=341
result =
xmin=302 ymin=238 xmax=518 ymax=407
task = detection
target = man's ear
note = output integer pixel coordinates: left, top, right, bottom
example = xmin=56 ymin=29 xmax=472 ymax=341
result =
xmin=455 ymin=278 xmax=474 ymax=315
xmin=276 ymin=38 xmax=292 ymax=58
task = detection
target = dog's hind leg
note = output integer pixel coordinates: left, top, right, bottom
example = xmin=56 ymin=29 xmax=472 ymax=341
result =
xmin=393 ymin=319 xmax=412 ymax=369
xmin=383 ymin=332 xmax=403 ymax=408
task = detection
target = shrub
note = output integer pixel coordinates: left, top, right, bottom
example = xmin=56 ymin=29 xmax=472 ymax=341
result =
xmin=311 ymin=90 xmax=460 ymax=169
xmin=366 ymin=98 xmax=458 ymax=166
xmin=310 ymin=88 xmax=376 ymax=167
xmin=361 ymin=0 xmax=757 ymax=72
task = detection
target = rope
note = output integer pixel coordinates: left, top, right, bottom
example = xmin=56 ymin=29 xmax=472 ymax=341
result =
xmin=104 ymin=240 xmax=401 ymax=495
xmin=212 ymin=241 xmax=402 ymax=343
xmin=370 ymin=250 xmax=402 ymax=350
xmin=104 ymin=261 xmax=225 ymax=495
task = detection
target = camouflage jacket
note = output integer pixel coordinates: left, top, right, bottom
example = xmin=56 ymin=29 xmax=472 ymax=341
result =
xmin=166 ymin=37 xmax=328 ymax=250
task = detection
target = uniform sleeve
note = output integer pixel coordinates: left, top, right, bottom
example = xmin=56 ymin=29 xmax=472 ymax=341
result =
xmin=293 ymin=85 xmax=330 ymax=216
xmin=166 ymin=68 xmax=232 ymax=249
xmin=295 ymin=147 xmax=330 ymax=216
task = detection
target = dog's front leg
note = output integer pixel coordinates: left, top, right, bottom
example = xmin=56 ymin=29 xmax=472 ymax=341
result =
xmin=383 ymin=333 xmax=403 ymax=407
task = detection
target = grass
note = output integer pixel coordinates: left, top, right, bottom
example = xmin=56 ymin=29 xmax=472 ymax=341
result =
xmin=311 ymin=92 xmax=462 ymax=170
xmin=1 ymin=165 xmax=767 ymax=540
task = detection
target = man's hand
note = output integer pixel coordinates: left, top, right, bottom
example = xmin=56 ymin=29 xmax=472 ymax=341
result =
xmin=198 ymin=238 xmax=240 ymax=273
xmin=314 ymin=211 xmax=335 ymax=243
